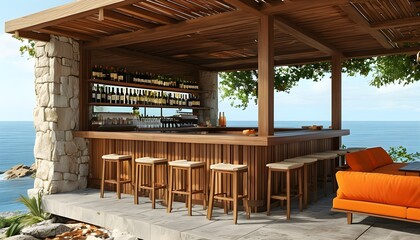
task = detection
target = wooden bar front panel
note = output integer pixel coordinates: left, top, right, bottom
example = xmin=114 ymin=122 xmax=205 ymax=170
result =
xmin=88 ymin=138 xmax=334 ymax=211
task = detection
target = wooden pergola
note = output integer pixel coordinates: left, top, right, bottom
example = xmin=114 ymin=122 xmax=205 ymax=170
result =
xmin=6 ymin=0 xmax=420 ymax=136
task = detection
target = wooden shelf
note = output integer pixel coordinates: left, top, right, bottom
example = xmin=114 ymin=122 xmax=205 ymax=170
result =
xmin=88 ymin=79 xmax=206 ymax=94
xmin=89 ymin=102 xmax=210 ymax=110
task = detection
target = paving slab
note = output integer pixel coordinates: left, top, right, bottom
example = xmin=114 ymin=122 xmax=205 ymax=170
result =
xmin=43 ymin=189 xmax=420 ymax=240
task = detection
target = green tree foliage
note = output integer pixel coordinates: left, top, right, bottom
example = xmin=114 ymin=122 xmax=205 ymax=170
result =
xmin=13 ymin=36 xmax=36 ymax=58
xmin=387 ymin=146 xmax=420 ymax=163
xmin=219 ymin=55 xmax=419 ymax=109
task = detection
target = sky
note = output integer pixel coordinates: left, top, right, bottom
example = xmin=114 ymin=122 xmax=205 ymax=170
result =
xmin=0 ymin=1 xmax=419 ymax=122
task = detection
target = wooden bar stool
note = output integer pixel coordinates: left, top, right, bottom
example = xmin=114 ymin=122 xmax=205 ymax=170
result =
xmin=167 ymin=160 xmax=207 ymax=216
xmin=325 ymin=150 xmax=348 ymax=166
xmin=284 ymin=157 xmax=318 ymax=208
xmin=207 ymin=163 xmax=250 ymax=224
xmin=304 ymin=152 xmax=339 ymax=196
xmin=100 ymin=154 xmax=133 ymax=199
xmin=134 ymin=157 xmax=168 ymax=209
xmin=266 ymin=162 xmax=303 ymax=220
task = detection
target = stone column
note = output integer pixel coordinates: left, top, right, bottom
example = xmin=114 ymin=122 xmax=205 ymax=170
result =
xmin=32 ymin=36 xmax=89 ymax=195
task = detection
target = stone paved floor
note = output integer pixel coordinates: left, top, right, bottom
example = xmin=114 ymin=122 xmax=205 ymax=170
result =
xmin=43 ymin=189 xmax=420 ymax=240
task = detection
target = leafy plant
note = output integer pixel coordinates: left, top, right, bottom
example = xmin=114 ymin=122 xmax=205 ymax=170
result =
xmin=387 ymin=146 xmax=420 ymax=163
xmin=5 ymin=220 xmax=24 ymax=237
xmin=13 ymin=36 xmax=36 ymax=58
xmin=4 ymin=191 xmax=51 ymax=237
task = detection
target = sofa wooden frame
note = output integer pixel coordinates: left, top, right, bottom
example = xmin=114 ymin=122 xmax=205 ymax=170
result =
xmin=331 ymin=208 xmax=420 ymax=224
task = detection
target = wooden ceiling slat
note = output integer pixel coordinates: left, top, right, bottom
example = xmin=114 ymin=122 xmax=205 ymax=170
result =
xmin=85 ymin=11 xmax=256 ymax=49
xmin=41 ymin=27 xmax=98 ymax=41
xmin=118 ymin=5 xmax=179 ymax=24
xmin=103 ymin=9 xmax=158 ymax=29
xmin=5 ymin=0 xmax=146 ymax=33
xmin=371 ymin=16 xmax=420 ymax=29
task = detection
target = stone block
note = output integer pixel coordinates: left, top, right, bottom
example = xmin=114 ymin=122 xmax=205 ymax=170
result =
xmin=49 ymin=95 xmax=68 ymax=108
xmin=70 ymin=76 xmax=79 ymax=97
xmin=79 ymin=164 xmax=89 ymax=177
xmin=58 ymin=36 xmax=69 ymax=43
xmin=56 ymin=108 xmax=74 ymax=131
xmin=35 ymin=122 xmax=49 ymax=133
xmin=69 ymin=161 xmax=78 ymax=174
xmin=65 ymin=131 xmax=73 ymax=141
xmin=81 ymin=156 xmax=89 ymax=163
xmin=33 ymin=107 xmax=45 ymax=126
xmin=52 ymin=172 xmax=63 ymax=181
xmin=37 ymin=83 xmax=50 ymax=107
xmin=55 ymin=156 xmax=71 ymax=173
xmin=36 ymin=160 xmax=53 ymax=180
xmin=62 ymin=58 xmax=72 ymax=67
xmin=64 ymin=173 xmax=78 ymax=181
xmin=70 ymin=98 xmax=79 ymax=109
xmin=49 ymin=122 xmax=57 ymax=131
xmin=54 ymin=141 xmax=65 ymax=156
xmin=35 ymin=67 xmax=48 ymax=78
xmin=45 ymin=108 xmax=58 ymax=122
xmin=35 ymin=46 xmax=45 ymax=58
xmin=78 ymin=177 xmax=87 ymax=189
xmin=75 ymin=138 xmax=87 ymax=151
xmin=65 ymin=142 xmax=77 ymax=155
xmin=34 ymin=178 xmax=44 ymax=189
xmin=35 ymin=41 xmax=46 ymax=47
xmin=21 ymin=223 xmax=71 ymax=239
xmin=34 ymin=132 xmax=53 ymax=160
xmin=71 ymin=61 xmax=79 ymax=76
xmin=37 ymin=55 xmax=49 ymax=68
xmin=46 ymin=39 xmax=73 ymax=59
xmin=49 ymin=83 xmax=61 ymax=95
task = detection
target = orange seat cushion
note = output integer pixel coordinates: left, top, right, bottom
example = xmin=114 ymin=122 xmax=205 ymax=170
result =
xmin=345 ymin=150 xmax=376 ymax=172
xmin=333 ymin=198 xmax=406 ymax=219
xmin=336 ymin=171 xmax=420 ymax=208
xmin=407 ymin=208 xmax=420 ymax=221
xmin=367 ymin=147 xmax=394 ymax=168
xmin=372 ymin=163 xmax=407 ymax=175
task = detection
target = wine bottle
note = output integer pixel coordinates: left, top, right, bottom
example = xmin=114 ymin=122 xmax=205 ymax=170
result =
xmin=91 ymin=84 xmax=97 ymax=103
xmin=92 ymin=65 xmax=98 ymax=79
xmin=98 ymin=66 xmax=104 ymax=80
xmin=107 ymin=87 xmax=111 ymax=103
xmin=120 ymin=88 xmax=125 ymax=104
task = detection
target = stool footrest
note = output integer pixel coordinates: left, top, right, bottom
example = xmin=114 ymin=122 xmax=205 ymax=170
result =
xmin=139 ymin=184 xmax=166 ymax=190
xmin=105 ymin=179 xmax=131 ymax=184
xmin=172 ymin=190 xmax=204 ymax=195
xmin=214 ymin=195 xmax=248 ymax=202
xmin=270 ymin=194 xmax=303 ymax=201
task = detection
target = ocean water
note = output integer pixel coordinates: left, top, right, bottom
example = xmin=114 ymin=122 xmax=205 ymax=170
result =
xmin=0 ymin=121 xmax=419 ymax=213
xmin=0 ymin=121 xmax=35 ymax=213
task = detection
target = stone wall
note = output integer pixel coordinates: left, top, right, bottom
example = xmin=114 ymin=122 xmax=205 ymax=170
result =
xmin=32 ymin=36 xmax=89 ymax=194
xmin=198 ymin=71 xmax=218 ymax=126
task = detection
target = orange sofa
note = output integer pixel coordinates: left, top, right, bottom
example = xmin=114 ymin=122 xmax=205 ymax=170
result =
xmin=345 ymin=147 xmax=408 ymax=175
xmin=332 ymin=171 xmax=420 ymax=223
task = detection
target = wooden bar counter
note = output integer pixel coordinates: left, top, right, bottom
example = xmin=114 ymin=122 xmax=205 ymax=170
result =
xmin=74 ymin=128 xmax=349 ymax=212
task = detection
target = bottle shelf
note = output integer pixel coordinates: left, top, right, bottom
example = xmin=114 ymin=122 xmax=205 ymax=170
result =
xmin=88 ymin=79 xmax=206 ymax=94
xmin=89 ymin=102 xmax=210 ymax=110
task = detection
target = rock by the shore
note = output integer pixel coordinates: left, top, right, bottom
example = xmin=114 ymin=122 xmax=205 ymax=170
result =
xmin=5 ymin=235 xmax=39 ymax=240
xmin=21 ymin=223 xmax=70 ymax=239
xmin=3 ymin=164 xmax=36 ymax=180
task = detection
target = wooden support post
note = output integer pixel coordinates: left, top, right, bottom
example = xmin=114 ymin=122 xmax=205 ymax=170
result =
xmin=331 ymin=55 xmax=342 ymax=147
xmin=79 ymin=42 xmax=90 ymax=131
xmin=258 ymin=15 xmax=274 ymax=136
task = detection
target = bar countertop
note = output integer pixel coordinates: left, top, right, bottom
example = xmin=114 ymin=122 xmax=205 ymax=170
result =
xmin=74 ymin=128 xmax=350 ymax=146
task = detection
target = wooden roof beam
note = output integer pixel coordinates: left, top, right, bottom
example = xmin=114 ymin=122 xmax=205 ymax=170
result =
xmin=370 ymin=16 xmax=420 ymax=29
xmin=40 ymin=27 xmax=98 ymax=41
xmin=340 ymin=4 xmax=394 ymax=49
xmin=85 ymin=11 xmax=256 ymax=49
xmin=106 ymin=47 xmax=207 ymax=71
xmin=116 ymin=5 xmax=178 ymax=25
xmin=222 ymin=0 xmax=264 ymax=16
xmin=344 ymin=46 xmax=420 ymax=59
xmin=14 ymin=31 xmax=50 ymax=42
xmin=102 ymin=9 xmax=157 ymax=29
xmin=5 ymin=0 xmax=146 ymax=33
xmin=261 ymin=0 xmax=348 ymax=15
xmin=274 ymin=16 xmax=343 ymax=56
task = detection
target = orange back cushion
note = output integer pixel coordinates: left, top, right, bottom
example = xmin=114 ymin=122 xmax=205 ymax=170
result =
xmin=367 ymin=147 xmax=394 ymax=168
xmin=336 ymin=171 xmax=420 ymax=208
xmin=346 ymin=150 xmax=376 ymax=172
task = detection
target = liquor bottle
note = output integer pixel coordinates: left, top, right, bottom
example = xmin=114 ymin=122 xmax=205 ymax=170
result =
xmin=133 ymin=89 xmax=138 ymax=105
xmin=221 ymin=112 xmax=226 ymax=127
xmin=96 ymin=86 xmax=102 ymax=103
xmin=120 ymin=88 xmax=125 ymax=104
xmin=126 ymin=88 xmax=131 ymax=104
xmin=116 ymin=88 xmax=120 ymax=104
xmin=110 ymin=87 xmax=115 ymax=104
xmin=218 ymin=112 xmax=222 ymax=127
xmin=118 ymin=68 xmax=124 ymax=82
xmin=91 ymin=84 xmax=97 ymax=103
xmin=92 ymin=65 xmax=98 ymax=79
xmin=107 ymin=87 xmax=111 ymax=103
xmin=103 ymin=66 xmax=110 ymax=80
